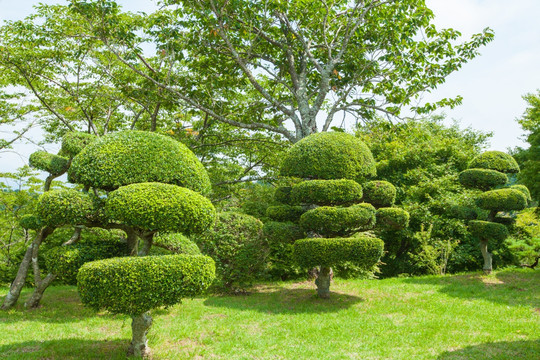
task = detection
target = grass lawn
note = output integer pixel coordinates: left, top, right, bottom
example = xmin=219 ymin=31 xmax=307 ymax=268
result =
xmin=0 ymin=268 xmax=539 ymax=359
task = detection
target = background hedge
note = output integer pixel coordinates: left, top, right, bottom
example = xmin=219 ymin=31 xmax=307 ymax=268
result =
xmin=263 ymin=221 xmax=306 ymax=280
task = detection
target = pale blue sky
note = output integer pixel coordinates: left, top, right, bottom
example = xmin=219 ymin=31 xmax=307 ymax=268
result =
xmin=1 ymin=0 xmax=539 ymax=173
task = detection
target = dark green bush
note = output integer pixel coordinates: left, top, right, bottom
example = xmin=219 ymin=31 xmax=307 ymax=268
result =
xmin=299 ymin=203 xmax=376 ymax=237
xmin=376 ymin=207 xmax=410 ymax=231
xmin=280 ymin=132 xmax=376 ymax=182
xmin=61 ymin=132 xmax=96 ymax=158
xmin=468 ymin=220 xmax=509 ymax=242
xmin=458 ymin=168 xmax=508 ymax=190
xmin=19 ymin=214 xmax=42 ymax=230
xmin=266 ymin=205 xmax=305 ymax=222
xmin=29 ymin=151 xmax=69 ymax=176
xmin=469 ymin=151 xmax=520 ymax=173
xmin=510 ymin=184 xmax=531 ymax=202
xmin=274 ymin=186 xmax=293 ymax=205
xmin=69 ymin=131 xmax=211 ymax=193
xmin=362 ymin=180 xmax=397 ymax=208
xmin=36 ymin=189 xmax=94 ymax=227
xmin=476 ymin=189 xmax=528 ymax=211
xmin=291 ymin=179 xmax=363 ymax=206
xmin=153 ymin=233 xmax=201 ymax=255
xmin=263 ymin=221 xmax=306 ymax=280
xmin=77 ymin=254 xmax=215 ymax=315
xmin=192 ymin=212 xmax=267 ymax=292
xmin=293 ymin=236 xmax=384 ymax=269
xmin=106 ymin=182 xmax=216 ymax=234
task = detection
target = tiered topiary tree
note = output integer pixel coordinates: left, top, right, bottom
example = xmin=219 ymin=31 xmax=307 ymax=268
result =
xmin=458 ymin=151 xmax=529 ymax=274
xmin=277 ymin=132 xmax=408 ymax=298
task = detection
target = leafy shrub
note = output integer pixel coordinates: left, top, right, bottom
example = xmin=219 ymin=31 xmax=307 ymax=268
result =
xmin=192 ymin=212 xmax=267 ymax=292
xmin=77 ymin=254 xmax=215 ymax=315
xmin=362 ymin=180 xmax=397 ymax=208
xmin=510 ymin=184 xmax=532 ymax=203
xmin=36 ymin=189 xmax=94 ymax=227
xmin=458 ymin=168 xmax=508 ymax=190
xmin=69 ymin=131 xmax=211 ymax=193
xmin=293 ymin=236 xmax=384 ymax=269
xmin=469 ymin=151 xmax=520 ymax=173
xmin=274 ymin=186 xmax=293 ymax=205
xmin=263 ymin=221 xmax=306 ymax=280
xmin=29 ymin=151 xmax=69 ymax=176
xmin=291 ymin=179 xmax=363 ymax=206
xmin=476 ymin=189 xmax=528 ymax=211
xmin=266 ymin=205 xmax=305 ymax=222
xmin=299 ymin=203 xmax=376 ymax=237
xmin=106 ymin=182 xmax=216 ymax=234
xmin=153 ymin=233 xmax=201 ymax=255
xmin=280 ymin=132 xmax=376 ymax=182
xmin=376 ymin=207 xmax=410 ymax=230
xmin=19 ymin=214 xmax=42 ymax=230
xmin=60 ymin=132 xmax=96 ymax=158
xmin=468 ymin=220 xmax=509 ymax=242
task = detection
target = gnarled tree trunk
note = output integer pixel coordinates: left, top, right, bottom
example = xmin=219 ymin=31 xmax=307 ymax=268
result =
xmin=127 ymin=312 xmax=153 ymax=357
xmin=480 ymin=240 xmax=492 ymax=275
xmin=315 ymin=266 xmax=332 ymax=299
xmin=25 ymin=273 xmax=56 ymax=309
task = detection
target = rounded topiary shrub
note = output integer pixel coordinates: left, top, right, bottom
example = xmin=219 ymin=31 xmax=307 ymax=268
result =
xmin=105 ymin=182 xmax=216 ymax=234
xmin=36 ymin=189 xmax=94 ymax=227
xmin=280 ymin=132 xmax=376 ymax=182
xmin=510 ymin=184 xmax=531 ymax=203
xmin=266 ymin=205 xmax=305 ymax=222
xmin=299 ymin=203 xmax=376 ymax=237
xmin=475 ymin=189 xmax=528 ymax=211
xmin=469 ymin=151 xmax=520 ymax=174
xmin=274 ymin=186 xmax=293 ymax=205
xmin=458 ymin=168 xmax=508 ymax=190
xmin=69 ymin=131 xmax=211 ymax=193
xmin=61 ymin=132 xmax=96 ymax=158
xmin=153 ymin=233 xmax=201 ymax=255
xmin=468 ymin=220 xmax=509 ymax=242
xmin=263 ymin=221 xmax=306 ymax=280
xmin=376 ymin=207 xmax=410 ymax=231
xmin=362 ymin=180 xmax=396 ymax=208
xmin=293 ymin=236 xmax=384 ymax=269
xmin=192 ymin=212 xmax=267 ymax=292
xmin=77 ymin=254 xmax=215 ymax=315
xmin=29 ymin=151 xmax=69 ymax=176
xmin=291 ymin=179 xmax=363 ymax=206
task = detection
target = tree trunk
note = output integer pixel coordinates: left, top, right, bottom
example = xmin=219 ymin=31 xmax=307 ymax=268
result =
xmin=127 ymin=312 xmax=153 ymax=357
xmin=315 ymin=266 xmax=332 ymax=299
xmin=480 ymin=240 xmax=492 ymax=274
xmin=25 ymin=273 xmax=56 ymax=309
xmin=138 ymin=233 xmax=154 ymax=256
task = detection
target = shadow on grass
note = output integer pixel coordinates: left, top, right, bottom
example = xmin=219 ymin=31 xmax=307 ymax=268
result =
xmin=438 ymin=339 xmax=540 ymax=360
xmin=204 ymin=285 xmax=363 ymax=314
xmin=0 ymin=338 xmax=127 ymax=359
xmin=403 ymin=269 xmax=540 ymax=309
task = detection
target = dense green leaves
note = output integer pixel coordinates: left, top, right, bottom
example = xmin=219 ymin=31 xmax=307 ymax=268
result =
xmin=458 ymin=168 xmax=508 ymax=191
xmin=468 ymin=220 xmax=509 ymax=242
xmin=60 ymin=132 xmax=97 ymax=158
xmin=266 ymin=205 xmax=305 ymax=222
xmin=376 ymin=207 xmax=410 ymax=231
xmin=362 ymin=181 xmax=397 ymax=208
xmin=299 ymin=203 xmax=376 ymax=237
xmin=29 ymin=151 xmax=69 ymax=176
xmin=291 ymin=179 xmax=363 ymax=206
xmin=36 ymin=189 xmax=94 ymax=227
xmin=469 ymin=151 xmax=520 ymax=174
xmin=476 ymin=189 xmax=528 ymax=212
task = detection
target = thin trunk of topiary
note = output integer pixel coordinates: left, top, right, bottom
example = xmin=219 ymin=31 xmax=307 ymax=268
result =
xmin=315 ymin=266 xmax=332 ymax=299
xmin=25 ymin=273 xmax=56 ymax=309
xmin=127 ymin=312 xmax=153 ymax=357
xmin=480 ymin=240 xmax=492 ymax=274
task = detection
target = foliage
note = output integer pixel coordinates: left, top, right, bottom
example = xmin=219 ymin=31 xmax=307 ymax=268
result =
xmin=299 ymin=203 xmax=376 ymax=237
xmin=105 ymin=182 xmax=216 ymax=234
xmin=376 ymin=207 xmax=410 ymax=231
xmin=263 ymin=221 xmax=306 ymax=280
xmin=469 ymin=151 xmax=520 ymax=174
xmin=153 ymin=233 xmax=201 ymax=255
xmin=193 ymin=212 xmax=267 ymax=292
xmin=475 ymin=189 xmax=528 ymax=212
xmin=468 ymin=220 xmax=509 ymax=242
xmin=19 ymin=215 xmax=42 ymax=231
xmin=28 ymin=151 xmax=69 ymax=176
xmin=362 ymin=180 xmax=397 ymax=208
xmin=291 ymin=179 xmax=363 ymax=206
xmin=60 ymin=132 xmax=97 ymax=158
xmin=77 ymin=254 xmax=215 ymax=315
xmin=266 ymin=205 xmax=305 ymax=223
xmin=274 ymin=186 xmax=293 ymax=205
xmin=36 ymin=189 xmax=95 ymax=227
xmin=510 ymin=184 xmax=532 ymax=203
xmin=458 ymin=168 xmax=508 ymax=191
xmin=280 ymin=132 xmax=376 ymax=182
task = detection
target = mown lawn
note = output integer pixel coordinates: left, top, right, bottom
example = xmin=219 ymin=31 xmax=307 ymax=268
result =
xmin=1 ymin=268 xmax=539 ymax=359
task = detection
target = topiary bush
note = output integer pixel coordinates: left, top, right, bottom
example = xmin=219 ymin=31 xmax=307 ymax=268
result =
xmin=362 ymin=180 xmax=397 ymax=208
xmin=469 ymin=151 xmax=520 ymax=173
xmin=299 ymin=204 xmax=376 ymax=237
xmin=458 ymin=168 xmax=508 ymax=191
xmin=36 ymin=189 xmax=95 ymax=227
xmin=152 ymin=233 xmax=201 ymax=255
xmin=476 ymin=189 xmax=528 ymax=211
xmin=376 ymin=207 xmax=410 ymax=231
xmin=468 ymin=220 xmax=509 ymax=242
xmin=510 ymin=184 xmax=532 ymax=203
xmin=280 ymin=132 xmax=376 ymax=182
xmin=291 ymin=179 xmax=363 ymax=206
xmin=192 ymin=212 xmax=267 ymax=292
xmin=29 ymin=151 xmax=69 ymax=176
xmin=266 ymin=205 xmax=305 ymax=222
xmin=19 ymin=215 xmax=42 ymax=230
xmin=60 ymin=132 xmax=96 ymax=158
xmin=274 ymin=186 xmax=293 ymax=205
xmin=263 ymin=221 xmax=306 ymax=280
xmin=69 ymin=131 xmax=211 ymax=193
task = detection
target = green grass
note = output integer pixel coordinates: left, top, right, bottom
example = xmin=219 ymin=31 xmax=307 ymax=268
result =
xmin=1 ymin=268 xmax=539 ymax=359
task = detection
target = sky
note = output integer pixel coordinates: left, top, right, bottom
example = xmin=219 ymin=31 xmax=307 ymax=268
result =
xmin=0 ymin=0 xmax=539 ymax=174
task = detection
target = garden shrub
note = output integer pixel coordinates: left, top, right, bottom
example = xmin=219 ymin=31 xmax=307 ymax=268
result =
xmin=376 ymin=207 xmax=410 ymax=231
xmin=299 ymin=204 xmax=376 ymax=237
xmin=36 ymin=189 xmax=94 ymax=227
xmin=263 ymin=221 xmax=306 ymax=280
xmin=19 ymin=214 xmax=42 ymax=230
xmin=468 ymin=220 xmax=509 ymax=242
xmin=476 ymin=189 xmax=528 ymax=211
xmin=362 ymin=180 xmax=397 ymax=208
xmin=291 ymin=179 xmax=363 ymax=206
xmin=29 ymin=151 xmax=69 ymax=176
xmin=266 ymin=205 xmax=305 ymax=222
xmin=153 ymin=233 xmax=201 ymax=255
xmin=469 ymin=151 xmax=520 ymax=173
xmin=274 ymin=186 xmax=293 ymax=205
xmin=458 ymin=168 xmax=508 ymax=190
xmin=60 ymin=132 xmax=96 ymax=158
xmin=510 ymin=184 xmax=532 ymax=203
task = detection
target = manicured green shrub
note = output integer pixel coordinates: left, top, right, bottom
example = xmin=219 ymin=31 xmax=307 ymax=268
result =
xmin=458 ymin=168 xmax=508 ymax=190
xmin=469 ymin=151 xmax=520 ymax=173
xmin=274 ymin=186 xmax=293 ymax=205
xmin=36 ymin=189 xmax=94 ymax=227
xmin=69 ymin=131 xmax=211 ymax=193
xmin=293 ymin=236 xmax=384 ymax=269
xmin=476 ymin=189 xmax=528 ymax=211
xmin=362 ymin=180 xmax=397 ymax=208
xmin=299 ymin=203 xmax=376 ymax=237
xmin=193 ymin=212 xmax=267 ymax=292
xmin=510 ymin=184 xmax=532 ymax=202
xmin=280 ymin=132 xmax=376 ymax=182
xmin=77 ymin=254 xmax=215 ymax=315
xmin=19 ymin=214 xmax=42 ymax=230
xmin=447 ymin=205 xmax=478 ymax=220
xmin=61 ymin=132 xmax=96 ymax=158
xmin=29 ymin=151 xmax=69 ymax=176
xmin=105 ymin=182 xmax=216 ymax=234
xmin=468 ymin=220 xmax=509 ymax=242
xmin=266 ymin=205 xmax=305 ymax=222
xmin=263 ymin=221 xmax=306 ymax=280
xmin=291 ymin=179 xmax=363 ymax=206
xmin=376 ymin=207 xmax=410 ymax=231
xmin=153 ymin=233 xmax=201 ymax=255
